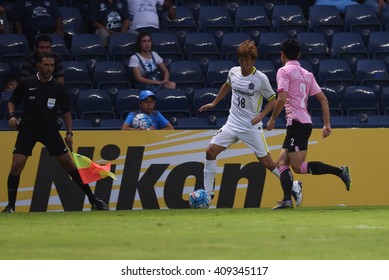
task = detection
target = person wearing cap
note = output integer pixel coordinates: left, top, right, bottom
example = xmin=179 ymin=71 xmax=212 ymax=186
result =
xmin=121 ymin=90 xmax=174 ymax=130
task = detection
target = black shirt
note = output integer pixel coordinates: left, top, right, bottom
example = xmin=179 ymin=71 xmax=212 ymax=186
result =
xmin=10 ymin=74 xmax=71 ymax=132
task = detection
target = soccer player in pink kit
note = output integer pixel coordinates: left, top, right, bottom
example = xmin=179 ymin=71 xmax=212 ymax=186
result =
xmin=267 ymin=39 xmax=351 ymax=210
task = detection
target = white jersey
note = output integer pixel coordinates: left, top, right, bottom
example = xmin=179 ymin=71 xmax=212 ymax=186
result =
xmin=226 ymin=66 xmax=276 ymax=132
xmin=128 ymin=0 xmax=164 ymax=32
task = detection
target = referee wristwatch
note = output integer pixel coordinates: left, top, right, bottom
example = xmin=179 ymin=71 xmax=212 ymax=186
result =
xmin=66 ymin=131 xmax=73 ymax=137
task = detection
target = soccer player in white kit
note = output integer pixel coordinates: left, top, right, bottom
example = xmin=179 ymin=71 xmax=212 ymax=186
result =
xmin=267 ymin=39 xmax=351 ymax=210
xmin=199 ymin=40 xmax=286 ymax=203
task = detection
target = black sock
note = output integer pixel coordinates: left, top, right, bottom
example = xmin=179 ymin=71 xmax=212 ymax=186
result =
xmin=307 ymin=161 xmax=342 ymax=176
xmin=280 ymin=169 xmax=293 ymax=201
xmin=68 ymin=169 xmax=96 ymax=203
xmin=7 ymin=174 xmax=20 ymax=209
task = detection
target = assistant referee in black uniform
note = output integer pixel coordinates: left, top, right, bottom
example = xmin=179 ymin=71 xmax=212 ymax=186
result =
xmin=3 ymin=53 xmax=109 ymax=212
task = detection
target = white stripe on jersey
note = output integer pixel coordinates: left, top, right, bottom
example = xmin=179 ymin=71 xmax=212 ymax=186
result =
xmin=226 ymin=66 xmax=275 ymax=132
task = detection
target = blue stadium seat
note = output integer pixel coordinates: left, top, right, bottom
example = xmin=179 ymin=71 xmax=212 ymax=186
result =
xmin=368 ymin=31 xmax=389 ymax=70
xmin=198 ymin=6 xmax=234 ymax=34
xmin=0 ymin=62 xmax=11 ymax=92
xmin=308 ymin=87 xmax=343 ymax=117
xmin=262 ymin=116 xmax=286 ymax=129
xmin=175 ymin=117 xmax=210 ymax=129
xmin=342 ymin=86 xmax=379 ymax=116
xmin=155 ymin=88 xmax=191 ymax=125
xmin=0 ymin=119 xmax=11 ymax=130
xmin=47 ymin=34 xmax=70 ymax=60
xmin=206 ymin=60 xmax=236 ymax=88
xmin=63 ymin=61 xmax=93 ymax=105
xmin=254 ymin=60 xmax=276 ymax=90
xmin=0 ymin=34 xmax=30 ymax=78
xmin=234 ymin=5 xmax=271 ymax=36
xmin=166 ymin=6 xmax=198 ymax=33
xmin=108 ymin=33 xmax=137 ymax=62
xmin=220 ymin=32 xmax=252 ymax=62
xmin=354 ymin=59 xmax=389 ymax=101
xmin=71 ymin=119 xmax=93 ymax=129
xmin=258 ymin=32 xmax=288 ymax=70
xmin=183 ymin=33 xmax=221 ymax=62
xmin=330 ymin=116 xmax=366 ymax=128
xmin=344 ymin=4 xmax=381 ymax=45
xmin=92 ymin=61 xmax=130 ymax=103
xmin=254 ymin=0 xmax=287 ymax=20
xmin=272 ymin=5 xmax=308 ymax=38
xmin=151 ymin=32 xmax=183 ymax=62
xmin=367 ymin=115 xmax=389 ymax=127
xmin=99 ymin=119 xmax=124 ymax=129
xmin=308 ymin=5 xmax=345 ymax=47
xmin=297 ymin=32 xmax=331 ymax=75
xmin=169 ymin=61 xmax=206 ymax=95
xmin=59 ymin=6 xmax=85 ymax=35
xmin=379 ymin=87 xmax=389 ymax=115
xmin=77 ymin=89 xmax=115 ymax=126
xmin=381 ymin=5 xmax=389 ymax=31
xmin=317 ymin=59 xmax=355 ymax=101
xmin=331 ymin=32 xmax=368 ymax=73
xmin=114 ymin=89 xmax=141 ymax=119
xmin=71 ymin=34 xmax=108 ymax=63
xmin=192 ymin=88 xmax=229 ymax=119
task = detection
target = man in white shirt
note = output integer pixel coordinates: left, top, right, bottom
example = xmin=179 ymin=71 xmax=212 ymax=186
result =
xmin=127 ymin=0 xmax=176 ymax=33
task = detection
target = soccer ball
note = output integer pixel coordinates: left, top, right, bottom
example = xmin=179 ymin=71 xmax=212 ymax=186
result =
xmin=189 ymin=189 xmax=212 ymax=209
xmin=132 ymin=113 xmax=153 ymax=129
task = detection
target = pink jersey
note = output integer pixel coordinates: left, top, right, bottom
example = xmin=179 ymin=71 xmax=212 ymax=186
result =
xmin=277 ymin=61 xmax=322 ymax=126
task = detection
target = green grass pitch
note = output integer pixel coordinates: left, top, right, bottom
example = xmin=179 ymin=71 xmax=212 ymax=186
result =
xmin=1 ymin=206 xmax=389 ymax=260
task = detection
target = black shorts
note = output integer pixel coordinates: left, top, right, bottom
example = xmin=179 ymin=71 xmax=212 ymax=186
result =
xmin=282 ymin=120 xmax=312 ymax=152
xmin=13 ymin=129 xmax=68 ymax=157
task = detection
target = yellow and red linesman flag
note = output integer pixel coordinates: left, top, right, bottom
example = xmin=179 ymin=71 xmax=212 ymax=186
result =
xmin=72 ymin=152 xmax=116 ymax=184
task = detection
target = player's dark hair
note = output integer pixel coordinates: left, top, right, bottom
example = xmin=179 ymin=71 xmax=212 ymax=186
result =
xmin=281 ymin=39 xmax=301 ymax=60
xmin=135 ymin=31 xmax=153 ymax=52
xmin=37 ymin=52 xmax=55 ymax=63
xmin=34 ymin=34 xmax=53 ymax=49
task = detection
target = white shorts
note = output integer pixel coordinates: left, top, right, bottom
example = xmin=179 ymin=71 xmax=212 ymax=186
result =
xmin=210 ymin=123 xmax=270 ymax=158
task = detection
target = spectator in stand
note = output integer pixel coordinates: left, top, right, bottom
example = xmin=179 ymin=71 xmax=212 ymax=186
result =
xmin=129 ymin=31 xmax=176 ymax=91
xmin=127 ymin=0 xmax=176 ymax=33
xmin=121 ymin=90 xmax=174 ymax=130
xmin=88 ymin=0 xmax=130 ymax=47
xmin=2 ymin=77 xmax=18 ymax=93
xmin=19 ymin=34 xmax=64 ymax=85
xmin=13 ymin=0 xmax=64 ymax=49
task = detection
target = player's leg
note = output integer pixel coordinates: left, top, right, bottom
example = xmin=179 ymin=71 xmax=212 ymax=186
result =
xmin=42 ymin=131 xmax=109 ymax=210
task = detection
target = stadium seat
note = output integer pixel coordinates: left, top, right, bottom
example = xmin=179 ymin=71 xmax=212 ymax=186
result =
xmin=308 ymin=5 xmax=345 ymax=47
xmin=76 ymin=89 xmax=115 ymax=126
xmin=151 ymin=32 xmax=183 ymax=62
xmin=381 ymin=5 xmax=389 ymax=31
xmin=330 ymin=116 xmax=366 ymax=128
xmin=368 ymin=32 xmax=389 ymax=71
xmin=198 ymin=6 xmax=234 ymax=34
xmin=262 ymin=116 xmax=286 ymax=129
xmin=342 ymin=86 xmax=379 ymax=116
xmin=379 ymin=87 xmax=389 ymax=115
xmin=234 ymin=5 xmax=271 ymax=36
xmin=258 ymin=32 xmax=288 ymax=70
xmin=165 ymin=6 xmax=198 ymax=33
xmin=220 ymin=32 xmax=252 ymax=62
xmin=299 ymin=59 xmax=316 ymax=79
xmin=71 ymin=119 xmax=93 ymax=129
xmin=169 ymin=61 xmax=206 ymax=96
xmin=0 ymin=34 xmax=30 ymax=78
xmin=331 ymin=32 xmax=368 ymax=73
xmin=354 ymin=59 xmax=389 ymax=101
xmin=254 ymin=60 xmax=276 ymax=90
xmin=0 ymin=62 xmax=11 ymax=92
xmin=0 ymin=119 xmax=11 ymax=130
xmin=297 ymin=32 xmax=331 ymax=75
xmin=48 ymin=34 xmax=70 ymax=60
xmin=63 ymin=61 xmax=93 ymax=105
xmin=70 ymin=34 xmax=108 ymax=63
xmin=155 ymin=88 xmax=191 ymax=125
xmin=175 ymin=117 xmax=211 ymax=129
xmin=317 ymin=59 xmax=355 ymax=101
xmin=59 ymin=6 xmax=85 ymax=35
xmin=271 ymin=5 xmax=308 ymax=38
xmin=367 ymin=115 xmax=389 ymax=127
xmin=308 ymin=87 xmax=343 ymax=117
xmin=192 ymin=88 xmax=229 ymax=119
xmin=114 ymin=89 xmax=141 ymax=119
xmin=108 ymin=33 xmax=137 ymax=62
xmin=99 ymin=119 xmax=124 ymax=129
xmin=344 ymin=4 xmax=381 ymax=45
xmin=92 ymin=61 xmax=130 ymax=103
xmin=183 ymin=33 xmax=221 ymax=62
xmin=206 ymin=60 xmax=236 ymax=88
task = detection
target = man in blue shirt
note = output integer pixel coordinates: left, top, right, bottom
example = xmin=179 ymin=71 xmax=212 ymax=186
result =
xmin=121 ymin=90 xmax=174 ymax=130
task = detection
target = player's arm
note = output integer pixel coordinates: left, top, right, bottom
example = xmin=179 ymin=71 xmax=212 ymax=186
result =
xmin=314 ymin=91 xmax=332 ymax=138
xmin=251 ymin=95 xmax=276 ymax=125
xmin=266 ymin=91 xmax=287 ymax=130
xmin=198 ymin=82 xmax=231 ymax=112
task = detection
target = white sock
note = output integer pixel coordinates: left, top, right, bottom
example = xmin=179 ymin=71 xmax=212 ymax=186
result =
xmin=204 ymin=159 xmax=217 ymax=194
xmin=272 ymin=167 xmax=280 ymax=178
